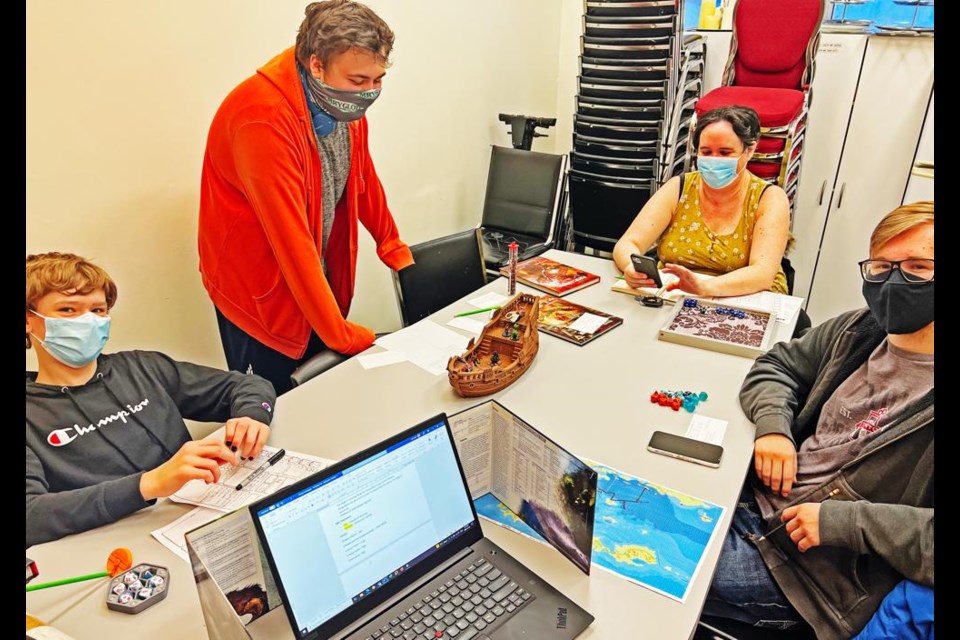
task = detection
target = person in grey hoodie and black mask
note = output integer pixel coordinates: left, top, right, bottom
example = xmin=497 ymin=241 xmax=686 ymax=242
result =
xmin=701 ymin=202 xmax=934 ymax=639
xmin=26 ymin=252 xmax=277 ymax=548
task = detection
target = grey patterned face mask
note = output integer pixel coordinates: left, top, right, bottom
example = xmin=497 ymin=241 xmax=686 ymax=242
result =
xmin=305 ymin=74 xmax=381 ymax=122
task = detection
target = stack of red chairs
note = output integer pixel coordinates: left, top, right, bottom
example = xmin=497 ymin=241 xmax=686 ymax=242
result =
xmin=688 ymin=0 xmax=825 ymax=215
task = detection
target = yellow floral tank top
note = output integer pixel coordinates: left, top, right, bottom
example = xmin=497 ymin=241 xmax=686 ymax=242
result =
xmin=658 ymin=171 xmax=788 ymax=294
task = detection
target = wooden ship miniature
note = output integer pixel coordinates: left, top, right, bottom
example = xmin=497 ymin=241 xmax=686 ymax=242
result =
xmin=447 ymin=293 xmax=540 ymax=397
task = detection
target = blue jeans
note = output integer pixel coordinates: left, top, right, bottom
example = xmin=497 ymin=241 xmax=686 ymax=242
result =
xmin=702 ymin=492 xmax=804 ymax=630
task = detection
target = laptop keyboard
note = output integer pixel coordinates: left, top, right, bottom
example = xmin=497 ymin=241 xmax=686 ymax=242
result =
xmin=364 ymin=558 xmax=534 ymax=640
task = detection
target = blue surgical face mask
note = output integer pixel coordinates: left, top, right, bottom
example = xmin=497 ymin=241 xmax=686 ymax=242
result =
xmin=31 ymin=311 xmax=111 ymax=367
xmin=698 ymin=154 xmax=744 ymax=189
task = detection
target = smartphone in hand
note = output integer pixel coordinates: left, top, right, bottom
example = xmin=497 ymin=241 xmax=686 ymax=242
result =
xmin=630 ymin=253 xmax=663 ymax=288
xmin=647 ymin=431 xmax=723 ymax=468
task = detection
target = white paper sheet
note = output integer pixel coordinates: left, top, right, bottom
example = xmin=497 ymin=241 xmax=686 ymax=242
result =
xmin=776 ymin=295 xmax=805 ymax=323
xmin=151 ymin=505 xmax=223 ymax=564
xmin=356 ymin=350 xmax=408 ymax=369
xmin=566 ymin=312 xmax=608 ymax=335
xmin=684 ymin=415 xmax=728 ymax=445
xmin=374 ymin=320 xmax=470 ymax=375
xmin=468 ymin=292 xmax=510 ymax=308
xmin=446 ymin=316 xmax=488 ymax=334
xmin=170 ymin=427 xmax=335 ymax=512
xmin=714 ymin=291 xmax=805 ymax=324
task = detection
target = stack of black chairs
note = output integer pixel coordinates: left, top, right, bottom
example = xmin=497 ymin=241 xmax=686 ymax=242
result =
xmin=569 ymin=0 xmax=690 ymax=253
xmin=661 ymin=34 xmax=705 ymax=183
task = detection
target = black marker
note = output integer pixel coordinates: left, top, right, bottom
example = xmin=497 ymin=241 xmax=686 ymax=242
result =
xmin=235 ymin=449 xmax=286 ymax=491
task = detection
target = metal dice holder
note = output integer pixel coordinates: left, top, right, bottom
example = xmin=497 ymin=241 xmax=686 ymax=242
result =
xmin=107 ymin=563 xmax=170 ymax=614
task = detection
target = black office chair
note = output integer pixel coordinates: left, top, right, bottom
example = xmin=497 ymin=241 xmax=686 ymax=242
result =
xmin=779 ymin=256 xmax=813 ymax=338
xmin=289 ymin=349 xmax=351 ymax=389
xmin=393 ymin=228 xmax=488 ymax=327
xmin=478 ymin=146 xmax=568 ymax=275
xmin=290 ymin=230 xmax=487 ymax=388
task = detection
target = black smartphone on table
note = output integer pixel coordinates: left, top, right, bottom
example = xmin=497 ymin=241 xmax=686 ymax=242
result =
xmin=630 ymin=253 xmax=663 ymax=288
xmin=647 ymin=431 xmax=723 ymax=468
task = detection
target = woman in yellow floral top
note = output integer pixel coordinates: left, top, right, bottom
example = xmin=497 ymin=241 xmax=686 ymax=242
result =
xmin=613 ymin=106 xmax=790 ymax=296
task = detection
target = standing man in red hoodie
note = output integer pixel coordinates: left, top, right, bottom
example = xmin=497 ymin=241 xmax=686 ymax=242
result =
xmin=198 ymin=0 xmax=414 ymax=395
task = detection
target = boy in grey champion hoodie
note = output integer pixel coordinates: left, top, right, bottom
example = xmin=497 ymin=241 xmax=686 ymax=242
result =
xmin=26 ymin=252 xmax=277 ymax=548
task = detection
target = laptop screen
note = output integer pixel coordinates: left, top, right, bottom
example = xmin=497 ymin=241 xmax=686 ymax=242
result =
xmin=254 ymin=417 xmax=478 ymax=637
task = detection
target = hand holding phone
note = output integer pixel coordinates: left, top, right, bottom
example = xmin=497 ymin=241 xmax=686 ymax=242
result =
xmin=647 ymin=431 xmax=723 ymax=468
xmin=630 ymin=254 xmax=663 ymax=289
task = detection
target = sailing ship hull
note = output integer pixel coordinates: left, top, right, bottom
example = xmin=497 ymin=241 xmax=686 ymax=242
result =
xmin=447 ymin=293 xmax=540 ymax=397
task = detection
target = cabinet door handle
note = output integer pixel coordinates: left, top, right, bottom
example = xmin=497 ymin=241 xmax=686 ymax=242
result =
xmin=818 ymin=180 xmax=827 ymax=206
xmin=837 ymin=183 xmax=846 ymax=209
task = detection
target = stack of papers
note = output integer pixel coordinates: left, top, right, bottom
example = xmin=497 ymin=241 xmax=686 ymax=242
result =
xmin=373 ymin=321 xmax=470 ymax=375
xmin=154 ymin=427 xmax=336 ymax=563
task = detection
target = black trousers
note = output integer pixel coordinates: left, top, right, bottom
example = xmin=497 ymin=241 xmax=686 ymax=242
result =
xmin=215 ymin=309 xmax=328 ymax=396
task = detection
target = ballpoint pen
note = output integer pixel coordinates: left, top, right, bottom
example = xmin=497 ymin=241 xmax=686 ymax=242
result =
xmin=235 ymin=449 xmax=286 ymax=491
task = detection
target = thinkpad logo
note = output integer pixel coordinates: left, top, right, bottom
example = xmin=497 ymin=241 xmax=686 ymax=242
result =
xmin=556 ymin=607 xmax=568 ymax=629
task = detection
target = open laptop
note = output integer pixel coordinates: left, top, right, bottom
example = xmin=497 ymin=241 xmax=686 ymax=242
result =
xmin=250 ymin=414 xmax=594 ymax=640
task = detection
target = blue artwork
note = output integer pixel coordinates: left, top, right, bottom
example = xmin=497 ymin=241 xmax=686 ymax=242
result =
xmin=684 ymin=0 xmax=934 ymax=31
xmin=474 ymin=461 xmax=726 ymax=602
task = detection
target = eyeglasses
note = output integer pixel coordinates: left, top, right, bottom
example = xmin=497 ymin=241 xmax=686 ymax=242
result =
xmin=858 ymin=259 xmax=934 ymax=284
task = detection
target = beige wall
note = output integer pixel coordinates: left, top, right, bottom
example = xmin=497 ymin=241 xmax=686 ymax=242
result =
xmin=554 ymin=0 xmax=583 ymax=155
xmin=26 ymin=0 xmax=565 ymax=371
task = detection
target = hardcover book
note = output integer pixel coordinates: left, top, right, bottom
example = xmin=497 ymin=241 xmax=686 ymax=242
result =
xmin=537 ymin=295 xmax=623 ymax=346
xmin=501 ymin=256 xmax=600 ymax=296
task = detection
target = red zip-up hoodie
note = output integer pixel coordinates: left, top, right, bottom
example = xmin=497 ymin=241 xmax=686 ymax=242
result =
xmin=198 ymin=47 xmax=413 ymax=359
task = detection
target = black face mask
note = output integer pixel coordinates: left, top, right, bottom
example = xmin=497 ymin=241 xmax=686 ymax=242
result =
xmin=861 ymin=270 xmax=934 ymax=334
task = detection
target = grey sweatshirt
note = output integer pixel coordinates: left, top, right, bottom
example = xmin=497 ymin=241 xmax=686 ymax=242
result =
xmin=740 ymin=309 xmax=933 ymax=639
xmin=26 ymin=350 xmax=276 ymax=548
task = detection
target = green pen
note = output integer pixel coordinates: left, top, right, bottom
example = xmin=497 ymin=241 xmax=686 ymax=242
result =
xmin=27 ymin=571 xmax=111 ymax=592
xmin=454 ymin=306 xmax=500 ymax=317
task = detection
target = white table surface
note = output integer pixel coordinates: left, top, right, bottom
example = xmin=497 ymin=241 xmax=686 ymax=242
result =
xmin=26 ymin=250 xmax=796 ymax=640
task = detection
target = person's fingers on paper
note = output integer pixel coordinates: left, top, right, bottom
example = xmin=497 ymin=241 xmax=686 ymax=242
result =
xmin=236 ymin=418 xmax=266 ymax=460
xmin=231 ymin=419 xmax=252 ymax=461
xmin=185 ymin=454 xmax=222 ymax=485
xmin=248 ymin=423 xmax=271 ymax=459
xmin=198 ymin=439 xmax=238 ymax=466
xmin=224 ymin=419 xmax=237 ymax=451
